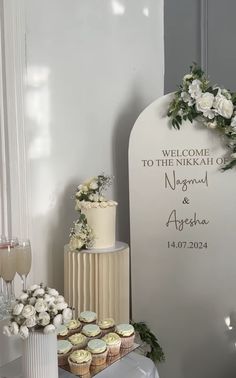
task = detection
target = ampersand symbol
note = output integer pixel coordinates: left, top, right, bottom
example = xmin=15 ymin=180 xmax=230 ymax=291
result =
xmin=183 ymin=197 xmax=190 ymax=204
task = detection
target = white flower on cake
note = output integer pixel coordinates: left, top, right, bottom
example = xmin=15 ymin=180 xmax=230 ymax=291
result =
xmin=2 ymin=284 xmax=72 ymax=339
xmin=167 ymin=63 xmax=236 ymax=170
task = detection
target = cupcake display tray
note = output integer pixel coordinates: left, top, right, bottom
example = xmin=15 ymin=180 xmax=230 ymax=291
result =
xmin=60 ymin=343 xmax=140 ymax=377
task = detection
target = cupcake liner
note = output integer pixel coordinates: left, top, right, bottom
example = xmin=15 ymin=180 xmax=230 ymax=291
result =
xmin=91 ymin=348 xmax=108 ymax=366
xmin=106 ymin=341 xmax=121 ymax=356
xmin=68 ymin=357 xmax=92 ymax=376
xmin=58 ymin=351 xmax=72 ymax=366
xmin=67 ymin=325 xmax=82 ymax=337
xmin=120 ymin=333 xmax=135 ymax=349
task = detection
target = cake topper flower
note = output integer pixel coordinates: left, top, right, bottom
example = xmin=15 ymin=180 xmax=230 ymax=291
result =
xmin=3 ymin=284 xmax=72 ymax=339
xmin=75 ymin=174 xmax=113 ymax=204
xmin=167 ymin=63 xmax=236 ymax=170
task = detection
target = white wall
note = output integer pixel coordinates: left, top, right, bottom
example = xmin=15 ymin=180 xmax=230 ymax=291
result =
xmin=3 ymin=0 xmax=164 ymax=292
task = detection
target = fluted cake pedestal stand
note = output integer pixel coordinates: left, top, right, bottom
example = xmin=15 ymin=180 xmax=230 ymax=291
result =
xmin=64 ymin=242 xmax=130 ymax=323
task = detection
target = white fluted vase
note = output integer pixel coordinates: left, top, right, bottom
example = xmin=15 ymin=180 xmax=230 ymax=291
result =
xmin=22 ymin=331 xmax=58 ymax=378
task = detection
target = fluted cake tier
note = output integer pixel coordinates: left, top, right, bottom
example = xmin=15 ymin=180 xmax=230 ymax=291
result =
xmin=64 ymin=242 xmax=129 ymax=324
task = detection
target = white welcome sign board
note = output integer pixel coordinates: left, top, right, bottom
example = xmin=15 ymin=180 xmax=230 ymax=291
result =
xmin=129 ymin=94 xmax=236 ymax=378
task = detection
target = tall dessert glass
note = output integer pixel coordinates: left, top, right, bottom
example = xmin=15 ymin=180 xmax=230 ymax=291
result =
xmin=1 ymin=238 xmax=18 ymax=310
xmin=16 ymin=239 xmax=32 ymax=291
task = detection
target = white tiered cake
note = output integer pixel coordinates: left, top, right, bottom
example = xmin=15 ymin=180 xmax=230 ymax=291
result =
xmin=65 ymin=174 xmax=129 ymax=323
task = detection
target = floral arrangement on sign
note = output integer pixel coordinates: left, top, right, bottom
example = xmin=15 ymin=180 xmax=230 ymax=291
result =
xmin=69 ymin=212 xmax=94 ymax=251
xmin=167 ymin=63 xmax=236 ymax=170
xmin=3 ymin=284 xmax=72 ymax=339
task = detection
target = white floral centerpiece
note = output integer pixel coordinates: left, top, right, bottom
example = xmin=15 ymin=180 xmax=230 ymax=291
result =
xmin=3 ymin=284 xmax=72 ymax=339
xmin=167 ymin=63 xmax=236 ymax=170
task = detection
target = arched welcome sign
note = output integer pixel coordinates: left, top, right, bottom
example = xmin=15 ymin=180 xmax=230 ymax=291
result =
xmin=129 ymin=94 xmax=236 ymax=378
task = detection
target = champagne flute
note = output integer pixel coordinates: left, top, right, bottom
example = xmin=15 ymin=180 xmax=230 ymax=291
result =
xmin=16 ymin=239 xmax=32 ymax=291
xmin=1 ymin=238 xmax=18 ymax=310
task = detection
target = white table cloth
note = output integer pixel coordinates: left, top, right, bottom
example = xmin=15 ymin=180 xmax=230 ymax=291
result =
xmin=0 ymin=352 xmax=159 ymax=378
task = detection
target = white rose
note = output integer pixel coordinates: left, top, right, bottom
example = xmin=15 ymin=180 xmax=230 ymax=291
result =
xmin=13 ymin=303 xmax=24 ymax=316
xmin=183 ymin=74 xmax=193 ymax=82
xmin=44 ymin=294 xmax=54 ymax=303
xmin=207 ymin=120 xmax=217 ymax=129
xmin=88 ymin=194 xmax=94 ymax=201
xmin=188 ymin=79 xmax=202 ymax=99
xmin=74 ymin=223 xmax=82 ymax=234
xmin=56 ymin=295 xmax=65 ymax=303
xmin=93 ymin=193 xmax=99 ymax=202
xmin=231 ymin=116 xmax=236 ymax=128
xmin=196 ymin=92 xmax=214 ymax=116
xmin=10 ymin=322 xmax=19 ymax=336
xmin=38 ymin=312 xmax=50 ymax=326
xmin=69 ymin=237 xmax=83 ymax=251
xmin=43 ymin=324 xmax=56 ymax=335
xmin=29 ymin=284 xmax=40 ymax=292
xmin=19 ymin=325 xmax=29 ymax=340
xmin=48 ymin=304 xmax=58 ymax=316
xmin=29 ymin=297 xmax=36 ymax=306
xmin=24 ymin=316 xmax=36 ymax=328
xmin=78 ymin=184 xmax=83 ymax=190
xmin=19 ymin=293 xmax=29 ymax=302
xmin=181 ymin=91 xmax=191 ymax=103
xmin=231 ymin=152 xmax=236 ymax=159
xmin=214 ymin=94 xmax=233 ymax=118
xmin=3 ymin=325 xmax=12 ymax=337
xmin=62 ymin=308 xmax=72 ymax=323
xmin=35 ymin=299 xmax=48 ymax=313
xmin=56 ymin=302 xmax=68 ymax=311
xmin=82 ymin=185 xmax=88 ymax=192
xmin=48 ymin=288 xmax=59 ymax=297
xmin=22 ymin=305 xmax=36 ymax=319
xmin=53 ymin=314 xmax=63 ymax=328
xmin=89 ymin=180 xmax=98 ymax=190
xmin=33 ymin=288 xmax=45 ymax=297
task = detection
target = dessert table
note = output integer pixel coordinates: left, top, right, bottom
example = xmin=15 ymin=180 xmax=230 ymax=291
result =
xmin=0 ymin=352 xmax=159 ymax=378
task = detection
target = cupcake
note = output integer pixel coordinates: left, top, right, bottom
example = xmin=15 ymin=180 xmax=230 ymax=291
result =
xmin=82 ymin=324 xmax=101 ymax=339
xmin=98 ymin=318 xmax=115 ymax=335
xmin=102 ymin=332 xmax=121 ymax=356
xmin=87 ymin=339 xmax=108 ymax=366
xmin=115 ymin=324 xmax=135 ymax=349
xmin=68 ymin=332 xmax=88 ymax=351
xmin=56 ymin=324 xmax=69 ymax=340
xmin=57 ymin=340 xmax=73 ymax=366
xmin=79 ymin=310 xmax=97 ymax=325
xmin=66 ymin=319 xmax=82 ymax=336
xmin=68 ymin=349 xmax=92 ymax=376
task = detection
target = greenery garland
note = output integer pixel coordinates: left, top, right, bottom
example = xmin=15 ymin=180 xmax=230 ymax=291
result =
xmin=131 ymin=321 xmax=165 ymax=363
xmin=167 ymin=63 xmax=236 ymax=171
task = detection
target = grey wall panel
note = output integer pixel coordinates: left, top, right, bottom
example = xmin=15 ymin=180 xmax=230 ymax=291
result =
xmin=164 ymin=0 xmax=201 ymax=93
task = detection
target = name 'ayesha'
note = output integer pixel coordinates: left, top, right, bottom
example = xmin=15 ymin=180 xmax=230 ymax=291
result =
xmin=166 ymin=210 xmax=209 ymax=231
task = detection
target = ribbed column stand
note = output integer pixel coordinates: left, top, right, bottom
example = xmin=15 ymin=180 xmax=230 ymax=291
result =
xmin=64 ymin=242 xmax=130 ymax=323
xmin=22 ymin=331 xmax=58 ymax=378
